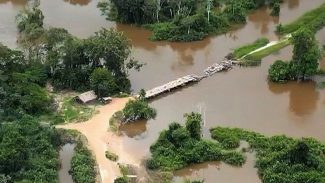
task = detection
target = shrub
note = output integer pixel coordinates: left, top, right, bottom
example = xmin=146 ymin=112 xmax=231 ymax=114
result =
xmin=210 ymin=127 xmax=325 ymax=183
xmin=105 ymin=150 xmax=119 ymax=161
xmin=149 ymin=113 xmax=246 ymax=171
xmin=268 ymin=60 xmax=291 ymax=82
xmin=70 ymin=142 xmax=96 ymax=183
xmin=114 ymin=177 xmax=128 ymax=183
xmin=123 ymin=99 xmax=157 ymax=122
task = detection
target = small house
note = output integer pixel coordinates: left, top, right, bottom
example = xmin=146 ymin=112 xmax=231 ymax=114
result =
xmin=75 ymin=90 xmax=97 ymax=104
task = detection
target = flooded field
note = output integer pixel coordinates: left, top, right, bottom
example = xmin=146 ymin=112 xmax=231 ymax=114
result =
xmin=1 ymin=0 xmax=325 ymax=182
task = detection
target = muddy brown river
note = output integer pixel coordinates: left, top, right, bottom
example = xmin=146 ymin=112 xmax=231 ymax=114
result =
xmin=1 ymin=0 xmax=325 ymax=182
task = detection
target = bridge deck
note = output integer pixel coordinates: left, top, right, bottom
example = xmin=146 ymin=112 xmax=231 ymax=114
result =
xmin=143 ymin=60 xmax=233 ymax=99
xmin=145 ymin=75 xmax=200 ymax=99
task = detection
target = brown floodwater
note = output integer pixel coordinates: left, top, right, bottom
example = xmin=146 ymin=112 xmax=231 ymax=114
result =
xmin=58 ymin=143 xmax=76 ymax=183
xmin=1 ymin=0 xmax=325 ymax=182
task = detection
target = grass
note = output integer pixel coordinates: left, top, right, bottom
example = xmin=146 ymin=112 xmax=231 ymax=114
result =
xmin=243 ymin=38 xmax=291 ymax=61
xmin=109 ymin=111 xmax=124 ymax=132
xmin=60 ymin=97 xmax=98 ymax=123
xmin=234 ymin=38 xmax=269 ymax=58
xmin=105 ymin=150 xmax=119 ymax=161
xmin=277 ymin=3 xmax=325 ymax=34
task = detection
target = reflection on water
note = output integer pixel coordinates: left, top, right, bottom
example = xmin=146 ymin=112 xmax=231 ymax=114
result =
xmin=63 ymin=0 xmax=91 ymax=6
xmin=59 ymin=143 xmax=76 ymax=183
xmin=248 ymin=7 xmax=280 ymax=35
xmin=173 ymin=152 xmax=260 ymax=183
xmin=288 ymin=0 xmax=300 ymax=9
xmin=0 ymin=0 xmax=26 ymax=5
xmin=268 ymin=82 xmax=319 ymax=116
xmin=119 ymin=120 xmax=147 ymax=139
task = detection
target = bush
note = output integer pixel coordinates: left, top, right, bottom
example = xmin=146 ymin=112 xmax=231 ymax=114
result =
xmin=105 ymin=150 xmax=119 ymax=161
xmin=268 ymin=60 xmax=291 ymax=82
xmin=114 ymin=177 xmax=128 ymax=183
xmin=123 ymin=99 xmax=157 ymax=122
xmin=210 ymin=127 xmax=325 ymax=183
xmin=90 ymin=68 xmax=118 ymax=98
xmin=149 ymin=113 xmax=246 ymax=171
xmin=71 ymin=142 xmax=96 ymax=183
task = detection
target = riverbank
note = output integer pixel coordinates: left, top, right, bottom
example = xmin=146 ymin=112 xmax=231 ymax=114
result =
xmin=57 ymin=97 xmax=140 ymax=183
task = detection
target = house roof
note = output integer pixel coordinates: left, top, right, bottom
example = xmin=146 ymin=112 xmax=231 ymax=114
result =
xmin=76 ymin=90 xmax=97 ymax=103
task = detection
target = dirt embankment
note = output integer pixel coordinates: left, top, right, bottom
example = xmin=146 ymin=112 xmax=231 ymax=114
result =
xmin=57 ymin=97 xmax=141 ymax=183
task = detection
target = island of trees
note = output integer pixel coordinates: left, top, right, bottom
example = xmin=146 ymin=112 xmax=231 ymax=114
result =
xmin=147 ymin=112 xmax=325 ymax=183
xmin=98 ymin=0 xmax=281 ymax=41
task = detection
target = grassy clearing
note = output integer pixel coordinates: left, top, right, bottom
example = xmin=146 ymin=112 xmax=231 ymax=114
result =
xmin=277 ymin=3 xmax=325 ymax=34
xmin=60 ymin=97 xmax=98 ymax=123
xmin=244 ymin=38 xmax=291 ymax=61
xmin=234 ymin=38 xmax=269 ymax=58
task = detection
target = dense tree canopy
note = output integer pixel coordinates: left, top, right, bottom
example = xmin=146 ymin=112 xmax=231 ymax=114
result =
xmin=210 ymin=127 xmax=325 ymax=183
xmin=292 ymin=28 xmax=320 ymax=79
xmin=268 ymin=28 xmax=320 ymax=82
xmin=0 ymin=44 xmax=52 ymax=121
xmin=100 ymin=0 xmax=282 ymax=41
xmin=0 ymin=117 xmax=61 ymax=183
xmin=15 ymin=6 xmax=141 ymax=95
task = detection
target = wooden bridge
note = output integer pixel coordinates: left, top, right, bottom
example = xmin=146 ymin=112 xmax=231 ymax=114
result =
xmin=143 ymin=60 xmax=233 ymax=99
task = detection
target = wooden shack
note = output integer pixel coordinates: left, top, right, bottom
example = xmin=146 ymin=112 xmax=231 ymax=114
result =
xmin=75 ymin=90 xmax=97 ymax=104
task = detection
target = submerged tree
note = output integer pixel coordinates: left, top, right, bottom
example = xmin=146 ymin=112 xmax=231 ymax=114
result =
xmin=292 ymin=28 xmax=320 ymax=80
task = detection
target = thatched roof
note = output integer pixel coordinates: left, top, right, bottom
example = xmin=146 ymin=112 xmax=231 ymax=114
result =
xmin=75 ymin=90 xmax=97 ymax=103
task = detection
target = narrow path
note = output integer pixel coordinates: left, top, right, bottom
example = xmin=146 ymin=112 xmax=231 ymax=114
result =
xmin=57 ymin=98 xmax=140 ymax=183
xmin=241 ymin=34 xmax=292 ymax=59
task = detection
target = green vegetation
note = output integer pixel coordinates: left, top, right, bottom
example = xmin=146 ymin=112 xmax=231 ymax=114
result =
xmin=0 ymin=43 xmax=52 ymax=121
xmin=268 ymin=60 xmax=291 ymax=83
xmin=210 ymin=127 xmax=325 ymax=183
xmin=16 ymin=5 xmax=142 ymax=94
xmin=90 ymin=68 xmax=118 ymax=98
xmin=105 ymin=150 xmax=119 ymax=161
xmin=114 ymin=177 xmax=128 ymax=183
xmin=71 ymin=142 xmax=97 ymax=183
xmin=270 ymin=1 xmax=280 ymax=16
xmin=123 ymin=98 xmax=157 ymax=122
xmin=109 ymin=97 xmax=156 ymax=130
xmin=147 ymin=112 xmax=245 ymax=171
xmin=60 ymin=97 xmax=97 ymax=123
xmin=234 ymin=38 xmax=269 ymax=58
xmin=0 ymin=117 xmax=61 ymax=182
xmin=317 ymin=82 xmax=325 ymax=89
xmin=59 ymin=129 xmax=97 ymax=183
xmin=109 ymin=111 xmax=124 ymax=131
xmin=269 ymin=28 xmax=320 ymax=82
xmin=277 ymin=3 xmax=325 ymax=35
xmin=246 ymin=38 xmax=291 ymax=61
xmin=99 ymin=0 xmax=283 ymax=41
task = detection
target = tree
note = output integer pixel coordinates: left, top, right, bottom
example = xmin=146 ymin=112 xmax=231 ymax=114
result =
xmin=138 ymin=89 xmax=147 ymax=100
xmin=122 ymin=99 xmax=157 ymax=122
xmin=270 ymin=2 xmax=280 ymax=16
xmin=292 ymin=28 xmax=320 ymax=80
xmin=268 ymin=60 xmax=290 ymax=82
xmin=185 ymin=112 xmax=202 ymax=140
xmin=90 ymin=68 xmax=117 ymax=97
